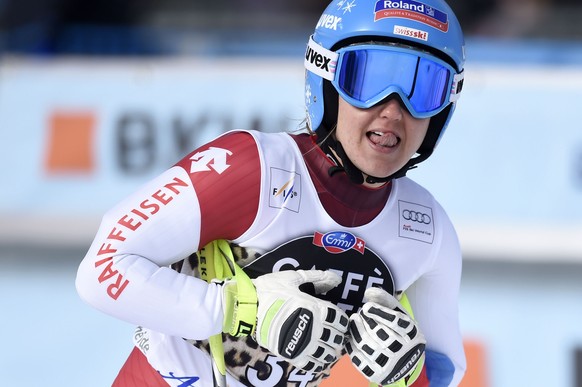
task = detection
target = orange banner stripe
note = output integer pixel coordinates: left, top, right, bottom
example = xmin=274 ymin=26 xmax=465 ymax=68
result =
xmin=460 ymin=339 xmax=489 ymax=387
xmin=45 ymin=111 xmax=95 ymax=173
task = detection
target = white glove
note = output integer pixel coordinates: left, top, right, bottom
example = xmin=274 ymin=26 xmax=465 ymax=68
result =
xmin=346 ymin=288 xmax=426 ymax=385
xmin=221 ymin=269 xmax=349 ymax=372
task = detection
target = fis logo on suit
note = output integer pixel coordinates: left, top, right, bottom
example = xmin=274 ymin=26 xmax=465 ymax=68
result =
xmin=269 ymin=167 xmax=301 ymax=213
xmin=399 ymin=200 xmax=435 ymax=244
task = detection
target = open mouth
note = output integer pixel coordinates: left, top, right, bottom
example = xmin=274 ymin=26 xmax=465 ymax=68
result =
xmin=367 ymin=131 xmax=400 ymax=147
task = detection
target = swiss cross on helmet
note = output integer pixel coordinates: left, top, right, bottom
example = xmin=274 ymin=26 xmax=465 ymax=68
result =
xmin=304 ymin=0 xmax=465 ymax=181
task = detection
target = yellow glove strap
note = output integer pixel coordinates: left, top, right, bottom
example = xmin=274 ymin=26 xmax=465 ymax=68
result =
xmin=198 ymin=240 xmax=258 ymax=337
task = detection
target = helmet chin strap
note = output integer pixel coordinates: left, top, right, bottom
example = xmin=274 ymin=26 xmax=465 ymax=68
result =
xmin=321 ymin=130 xmax=397 ymax=185
xmin=318 ymin=84 xmax=427 ymax=185
xmin=320 ymin=127 xmax=428 ymax=185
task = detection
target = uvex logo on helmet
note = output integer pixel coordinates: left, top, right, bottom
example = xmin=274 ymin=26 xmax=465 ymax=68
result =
xmin=304 ymin=37 xmax=338 ymax=81
xmin=305 ymin=46 xmax=335 ymax=73
xmin=316 ymin=13 xmax=342 ymax=31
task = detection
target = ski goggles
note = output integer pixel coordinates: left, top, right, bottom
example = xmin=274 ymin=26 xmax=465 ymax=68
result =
xmin=305 ymin=36 xmax=464 ymax=119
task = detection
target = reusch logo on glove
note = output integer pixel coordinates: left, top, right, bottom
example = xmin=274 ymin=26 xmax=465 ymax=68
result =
xmin=382 ymin=343 xmax=425 ymax=385
xmin=279 ymin=308 xmax=313 ymax=359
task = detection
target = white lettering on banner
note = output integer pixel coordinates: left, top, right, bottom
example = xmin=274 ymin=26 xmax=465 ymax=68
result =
xmin=316 ymin=14 xmax=342 ymax=30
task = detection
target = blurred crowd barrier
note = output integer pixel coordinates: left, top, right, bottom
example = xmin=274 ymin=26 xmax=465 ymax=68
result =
xmin=1 ymin=39 xmax=582 ymax=387
xmin=1 ymin=44 xmax=581 ymax=263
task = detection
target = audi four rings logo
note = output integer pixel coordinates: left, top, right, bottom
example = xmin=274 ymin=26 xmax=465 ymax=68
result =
xmin=402 ymin=209 xmax=432 ymax=224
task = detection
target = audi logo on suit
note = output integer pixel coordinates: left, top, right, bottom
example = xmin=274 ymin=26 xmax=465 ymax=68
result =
xmin=402 ymin=210 xmax=432 ymax=224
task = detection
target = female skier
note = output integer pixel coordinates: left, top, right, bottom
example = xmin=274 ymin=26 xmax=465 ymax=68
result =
xmin=76 ymin=0 xmax=466 ymax=385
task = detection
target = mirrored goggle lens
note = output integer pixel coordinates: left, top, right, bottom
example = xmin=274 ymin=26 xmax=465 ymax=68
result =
xmin=335 ymin=48 xmax=452 ymax=116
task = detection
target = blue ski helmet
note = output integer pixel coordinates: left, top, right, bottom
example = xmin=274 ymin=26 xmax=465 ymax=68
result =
xmin=304 ymin=0 xmax=465 ymax=175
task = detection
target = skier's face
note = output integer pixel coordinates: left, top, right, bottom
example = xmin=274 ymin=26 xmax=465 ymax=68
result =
xmin=335 ymin=96 xmax=429 ymax=187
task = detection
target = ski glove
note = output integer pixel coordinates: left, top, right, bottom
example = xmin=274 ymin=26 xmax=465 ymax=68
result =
xmin=220 ymin=269 xmax=349 ymax=372
xmin=346 ymin=287 xmax=426 ymax=386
